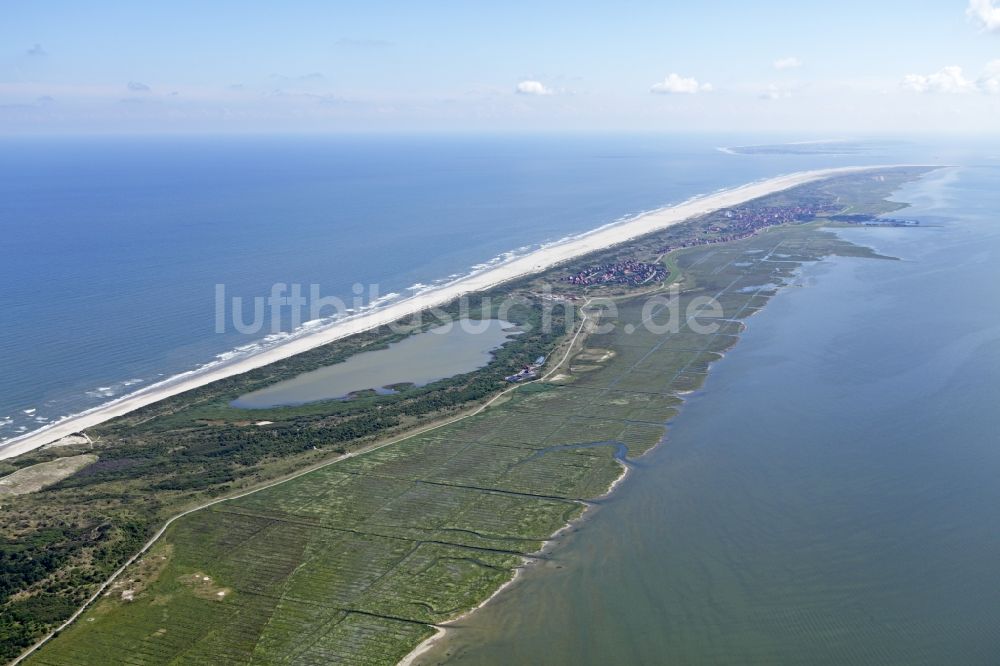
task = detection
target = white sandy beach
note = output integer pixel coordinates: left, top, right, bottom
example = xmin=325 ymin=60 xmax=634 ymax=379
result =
xmin=0 ymin=165 xmax=901 ymax=461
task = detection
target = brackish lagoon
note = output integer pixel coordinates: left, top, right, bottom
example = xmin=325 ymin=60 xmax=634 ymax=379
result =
xmin=232 ymin=319 xmax=518 ymax=408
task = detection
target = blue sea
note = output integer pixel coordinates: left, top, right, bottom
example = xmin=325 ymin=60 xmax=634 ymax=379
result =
xmin=0 ymin=134 xmax=986 ymax=442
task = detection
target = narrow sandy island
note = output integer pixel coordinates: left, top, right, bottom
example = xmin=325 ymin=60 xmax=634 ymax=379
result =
xmin=0 ymin=165 xmax=899 ymax=460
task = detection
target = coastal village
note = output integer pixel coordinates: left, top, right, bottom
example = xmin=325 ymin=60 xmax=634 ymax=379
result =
xmin=657 ymin=202 xmax=830 ymax=253
xmin=550 ymin=196 xmax=920 ymax=305
xmin=560 ymin=202 xmax=828 ymax=292
xmin=553 ymin=195 xmax=914 ymax=305
xmin=563 ymin=260 xmax=667 ymax=288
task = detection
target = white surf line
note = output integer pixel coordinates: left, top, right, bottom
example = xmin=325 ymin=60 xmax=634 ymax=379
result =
xmin=0 ymin=165 xmax=923 ymax=462
xmin=11 ymin=299 xmax=595 ymax=666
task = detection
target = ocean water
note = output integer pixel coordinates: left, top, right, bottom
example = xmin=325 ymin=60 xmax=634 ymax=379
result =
xmin=0 ymin=135 xmax=980 ymax=443
xmin=417 ymin=165 xmax=1000 ymax=663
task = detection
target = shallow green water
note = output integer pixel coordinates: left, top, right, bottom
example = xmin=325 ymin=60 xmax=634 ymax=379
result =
xmin=232 ymin=319 xmax=517 ymax=408
xmin=421 ymin=168 xmax=1000 ymax=664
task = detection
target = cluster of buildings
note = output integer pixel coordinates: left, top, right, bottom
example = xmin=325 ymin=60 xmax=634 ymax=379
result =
xmin=563 ymin=260 xmax=667 ymax=288
xmin=505 ymin=356 xmax=546 ymax=383
xmin=658 ymin=203 xmax=829 ymax=253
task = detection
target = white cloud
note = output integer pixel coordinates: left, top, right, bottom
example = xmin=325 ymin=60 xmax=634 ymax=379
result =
xmin=126 ymin=81 xmax=152 ymax=92
xmin=515 ymin=80 xmax=553 ymax=95
xmin=979 ymin=59 xmax=1000 ymax=93
xmin=901 ymin=66 xmax=976 ymax=93
xmin=773 ymin=56 xmax=801 ymax=70
xmin=760 ymin=83 xmax=792 ymax=100
xmin=968 ymin=0 xmax=1000 ymax=31
xmin=650 ymin=73 xmax=713 ymax=94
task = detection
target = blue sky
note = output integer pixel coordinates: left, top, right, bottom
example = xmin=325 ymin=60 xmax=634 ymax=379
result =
xmin=3 ymin=1 xmax=999 ymax=133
